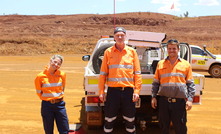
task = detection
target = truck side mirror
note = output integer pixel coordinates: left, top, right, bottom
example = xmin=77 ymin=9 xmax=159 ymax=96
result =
xmin=82 ymin=55 xmax=90 ymax=61
xmin=203 ymin=45 xmax=206 ymax=50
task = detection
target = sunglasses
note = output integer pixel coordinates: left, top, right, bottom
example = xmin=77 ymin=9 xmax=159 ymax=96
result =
xmin=167 ymin=39 xmax=179 ymax=44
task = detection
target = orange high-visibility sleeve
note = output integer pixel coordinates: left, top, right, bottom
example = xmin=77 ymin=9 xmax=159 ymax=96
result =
xmin=133 ymin=49 xmax=142 ymax=94
xmin=35 ymin=74 xmax=43 ymax=98
xmin=99 ymin=49 xmax=109 ymax=95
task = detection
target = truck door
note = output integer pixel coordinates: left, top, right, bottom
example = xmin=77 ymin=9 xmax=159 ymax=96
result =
xmin=179 ymin=43 xmax=191 ymax=63
xmin=191 ymin=46 xmax=210 ymax=70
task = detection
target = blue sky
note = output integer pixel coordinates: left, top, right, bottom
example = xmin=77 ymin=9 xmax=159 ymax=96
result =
xmin=0 ymin=0 xmax=220 ymax=17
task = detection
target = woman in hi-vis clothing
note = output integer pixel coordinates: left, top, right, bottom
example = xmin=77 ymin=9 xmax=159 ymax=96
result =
xmin=35 ymin=55 xmax=69 ymax=134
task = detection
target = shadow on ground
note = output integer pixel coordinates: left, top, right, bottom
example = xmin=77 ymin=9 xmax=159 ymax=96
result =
xmin=78 ymin=97 xmax=175 ymax=134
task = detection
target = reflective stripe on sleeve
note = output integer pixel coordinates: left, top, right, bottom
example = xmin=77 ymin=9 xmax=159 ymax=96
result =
xmin=153 ymin=78 xmax=160 ymax=83
xmin=187 ymin=79 xmax=194 ymax=83
xmin=134 ymin=71 xmax=141 ymax=74
xmin=100 ymin=71 xmax=108 ymax=75
xmin=36 ymin=89 xmax=42 ymax=94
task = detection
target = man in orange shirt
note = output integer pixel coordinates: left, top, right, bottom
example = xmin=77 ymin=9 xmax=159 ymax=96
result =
xmin=99 ymin=27 xmax=142 ymax=134
xmin=151 ymin=39 xmax=196 ymax=134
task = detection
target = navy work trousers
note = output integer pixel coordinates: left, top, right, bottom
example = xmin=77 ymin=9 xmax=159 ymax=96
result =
xmin=41 ymin=100 xmax=69 ymax=134
xmin=158 ymin=97 xmax=187 ymax=134
xmin=104 ymin=87 xmax=136 ymax=134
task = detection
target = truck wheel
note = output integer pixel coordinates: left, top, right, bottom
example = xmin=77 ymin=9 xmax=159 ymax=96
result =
xmin=92 ymin=43 xmax=113 ymax=74
xmin=209 ymin=64 xmax=221 ymax=78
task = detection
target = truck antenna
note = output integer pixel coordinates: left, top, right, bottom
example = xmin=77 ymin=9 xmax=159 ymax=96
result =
xmin=114 ymin=0 xmax=116 ymax=29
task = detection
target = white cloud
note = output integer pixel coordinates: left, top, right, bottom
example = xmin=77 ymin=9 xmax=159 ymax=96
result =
xmin=194 ymin=0 xmax=220 ymax=6
xmin=151 ymin=0 xmax=181 ymax=14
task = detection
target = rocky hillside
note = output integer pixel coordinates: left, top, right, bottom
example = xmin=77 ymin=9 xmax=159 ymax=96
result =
xmin=0 ymin=12 xmax=221 ymax=55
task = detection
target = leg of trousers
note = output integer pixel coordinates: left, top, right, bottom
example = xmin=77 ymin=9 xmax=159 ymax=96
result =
xmin=170 ymin=99 xmax=187 ymax=134
xmin=158 ymin=97 xmax=187 ymax=134
xmin=121 ymin=88 xmax=136 ymax=134
xmin=41 ymin=101 xmax=69 ymax=134
xmin=104 ymin=87 xmax=136 ymax=134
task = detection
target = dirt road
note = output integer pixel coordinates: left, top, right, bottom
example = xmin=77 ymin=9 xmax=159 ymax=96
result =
xmin=0 ymin=55 xmax=221 ymax=134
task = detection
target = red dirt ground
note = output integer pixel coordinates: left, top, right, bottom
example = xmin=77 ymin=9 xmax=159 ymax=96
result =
xmin=0 ymin=55 xmax=221 ymax=134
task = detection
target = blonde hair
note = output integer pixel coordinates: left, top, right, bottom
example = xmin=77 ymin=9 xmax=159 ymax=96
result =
xmin=50 ymin=54 xmax=64 ymax=64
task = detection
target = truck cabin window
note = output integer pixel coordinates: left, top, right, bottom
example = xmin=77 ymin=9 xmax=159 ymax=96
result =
xmin=191 ymin=47 xmax=205 ymax=55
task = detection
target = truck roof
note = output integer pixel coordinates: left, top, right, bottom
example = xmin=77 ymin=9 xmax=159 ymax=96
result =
xmin=190 ymin=45 xmax=201 ymax=48
xmin=126 ymin=30 xmax=166 ymax=48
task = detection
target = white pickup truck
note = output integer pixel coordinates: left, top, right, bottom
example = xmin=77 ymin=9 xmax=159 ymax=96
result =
xmin=190 ymin=45 xmax=221 ymax=78
xmin=82 ymin=31 xmax=204 ymax=129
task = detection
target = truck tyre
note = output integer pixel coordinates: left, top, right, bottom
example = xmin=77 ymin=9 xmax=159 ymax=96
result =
xmin=92 ymin=43 xmax=113 ymax=74
xmin=209 ymin=64 xmax=221 ymax=78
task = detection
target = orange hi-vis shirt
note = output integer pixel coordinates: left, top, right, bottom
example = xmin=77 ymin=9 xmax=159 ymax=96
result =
xmin=152 ymin=57 xmax=195 ymax=101
xmin=35 ymin=66 xmax=66 ymax=101
xmin=99 ymin=45 xmax=142 ymax=95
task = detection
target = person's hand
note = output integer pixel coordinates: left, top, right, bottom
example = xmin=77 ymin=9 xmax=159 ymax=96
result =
xmin=186 ymin=101 xmax=193 ymax=111
xmin=151 ymin=97 xmax=157 ymax=109
xmin=133 ymin=93 xmax=139 ymax=102
xmin=99 ymin=94 xmax=106 ymax=102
